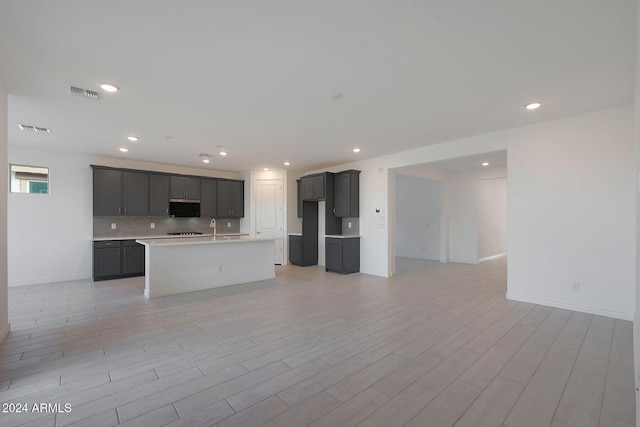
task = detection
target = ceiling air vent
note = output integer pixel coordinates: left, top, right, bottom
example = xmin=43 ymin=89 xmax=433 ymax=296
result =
xmin=69 ymin=85 xmax=101 ymax=100
xmin=18 ymin=124 xmax=51 ymax=133
xmin=198 ymin=153 xmax=214 ymax=158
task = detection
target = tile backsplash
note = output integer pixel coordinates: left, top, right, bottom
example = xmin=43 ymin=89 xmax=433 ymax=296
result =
xmin=94 ymin=216 xmax=240 ymax=239
xmin=342 ymin=218 xmax=359 ymax=235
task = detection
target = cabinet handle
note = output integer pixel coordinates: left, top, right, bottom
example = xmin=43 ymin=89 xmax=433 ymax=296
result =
xmin=124 ymin=207 xmax=127 ymax=214
xmin=118 ymin=207 xmax=121 ymax=213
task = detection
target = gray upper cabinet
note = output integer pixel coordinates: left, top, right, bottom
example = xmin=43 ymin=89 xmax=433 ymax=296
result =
xmin=149 ymin=174 xmax=170 ymax=216
xmin=200 ymin=179 xmax=218 ymax=217
xmin=334 ymin=170 xmax=360 ymax=217
xmin=170 ymin=176 xmax=200 ymax=200
xmin=93 ymin=166 xmax=237 ymax=219
xmin=93 ymin=168 xmax=122 ymax=216
xmin=217 ymin=180 xmax=244 ymax=218
xmin=297 ymin=179 xmax=303 ymax=218
xmin=123 ymin=171 xmax=149 ymax=216
xmin=302 ymin=174 xmax=325 ymax=200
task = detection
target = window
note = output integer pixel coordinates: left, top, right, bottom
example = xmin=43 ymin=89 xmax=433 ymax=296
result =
xmin=10 ymin=164 xmax=49 ymax=194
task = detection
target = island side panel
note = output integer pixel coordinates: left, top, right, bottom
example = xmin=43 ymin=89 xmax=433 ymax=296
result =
xmin=143 ymin=239 xmax=275 ymax=298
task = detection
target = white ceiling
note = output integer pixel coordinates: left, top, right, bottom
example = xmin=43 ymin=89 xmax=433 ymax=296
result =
xmin=397 ymin=150 xmax=507 ymax=177
xmin=0 ymin=1 xmax=635 ymax=173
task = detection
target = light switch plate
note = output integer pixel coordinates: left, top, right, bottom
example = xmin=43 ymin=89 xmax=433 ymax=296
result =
xmin=111 ymin=223 xmax=116 ymax=230
xmin=150 ymin=223 xmax=155 ymax=229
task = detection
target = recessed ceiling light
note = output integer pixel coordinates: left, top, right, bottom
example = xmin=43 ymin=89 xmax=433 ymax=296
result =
xmin=353 ymin=148 xmax=361 ymax=153
xmin=525 ymin=102 xmax=541 ymax=110
xmin=219 ymin=151 xmax=228 ymax=156
xmin=482 ymin=162 xmax=490 ymax=166
xmin=263 ymin=168 xmax=269 ymax=171
xmin=284 ymin=162 xmax=291 ymax=166
xmin=119 ymin=147 xmax=129 ymax=152
xmin=127 ymin=136 xmax=139 ymax=142
xmin=100 ymin=83 xmax=119 ymax=93
xmin=202 ymin=159 xmax=210 ymax=164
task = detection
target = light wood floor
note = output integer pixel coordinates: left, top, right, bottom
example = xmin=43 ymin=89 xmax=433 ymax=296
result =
xmin=0 ymin=258 xmax=634 ymax=427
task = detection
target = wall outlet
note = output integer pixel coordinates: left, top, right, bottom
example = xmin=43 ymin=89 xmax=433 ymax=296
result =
xmin=348 ymin=222 xmax=352 ymax=229
xmin=150 ymin=223 xmax=155 ymax=229
xmin=571 ymin=281 xmax=580 ymax=291
xmin=111 ymin=223 xmax=116 ymax=230
xmin=227 ymin=222 xmax=231 ymax=228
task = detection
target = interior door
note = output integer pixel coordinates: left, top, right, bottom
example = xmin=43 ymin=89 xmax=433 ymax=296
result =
xmin=255 ymin=179 xmax=284 ymax=264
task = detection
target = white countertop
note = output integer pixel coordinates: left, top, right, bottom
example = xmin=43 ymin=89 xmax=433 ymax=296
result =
xmin=136 ymin=235 xmax=276 ymax=246
xmin=94 ymin=233 xmax=248 ymax=242
xmin=325 ymin=235 xmax=361 ymax=239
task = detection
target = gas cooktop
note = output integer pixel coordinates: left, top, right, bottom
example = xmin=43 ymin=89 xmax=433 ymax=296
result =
xmin=167 ymin=232 xmax=203 ymax=236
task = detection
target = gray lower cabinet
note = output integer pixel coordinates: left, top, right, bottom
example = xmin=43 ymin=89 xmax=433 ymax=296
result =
xmin=93 ymin=240 xmax=145 ymax=280
xmin=325 ymin=237 xmax=360 ymax=274
xmin=289 ymin=235 xmax=303 ymax=266
xmin=122 ymin=240 xmax=145 ymax=276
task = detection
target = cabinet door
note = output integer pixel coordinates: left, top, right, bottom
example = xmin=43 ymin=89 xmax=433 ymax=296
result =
xmin=302 ymin=175 xmax=325 ymax=200
xmin=296 ymin=180 xmax=302 ymax=218
xmin=229 ymin=181 xmax=244 ymax=217
xmin=217 ymin=180 xmax=231 ymax=216
xmin=289 ymin=236 xmax=303 ymax=266
xmin=149 ymin=174 xmax=170 ymax=216
xmin=216 ymin=180 xmax=243 ymax=217
xmin=122 ymin=244 xmax=145 ymax=276
xmin=93 ymin=169 xmax=122 ymax=216
xmin=325 ymin=239 xmax=343 ymax=272
xmin=302 ymin=177 xmax=315 ymax=200
xmin=170 ymin=176 xmax=185 ymax=199
xmin=200 ymin=179 xmax=217 ymax=217
xmin=94 ymin=247 xmax=121 ymax=279
xmin=334 ymin=170 xmax=359 ymax=218
xmin=123 ymin=172 xmax=149 ymax=216
xmin=184 ymin=177 xmax=200 ymax=200
xmin=312 ymin=175 xmax=325 ymax=199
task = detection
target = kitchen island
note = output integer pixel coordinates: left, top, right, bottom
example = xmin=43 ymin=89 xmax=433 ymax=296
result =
xmin=136 ymin=235 xmax=276 ymax=298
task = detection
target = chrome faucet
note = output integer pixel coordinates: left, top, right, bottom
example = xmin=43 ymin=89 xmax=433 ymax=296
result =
xmin=209 ymin=218 xmax=217 ymax=236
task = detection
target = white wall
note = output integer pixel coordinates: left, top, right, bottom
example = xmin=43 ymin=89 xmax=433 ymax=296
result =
xmin=395 ymin=173 xmax=442 ymax=260
xmin=321 ymin=105 xmax=636 ymax=320
xmin=477 ymin=177 xmax=507 ymax=260
xmin=8 ymin=147 xmax=243 ymax=286
xmin=0 ymin=81 xmax=9 ymax=342
xmin=449 ymin=167 xmax=507 ymax=264
xmin=635 ymin=0 xmax=640 ymax=418
xmin=506 ymin=109 xmax=635 ymax=320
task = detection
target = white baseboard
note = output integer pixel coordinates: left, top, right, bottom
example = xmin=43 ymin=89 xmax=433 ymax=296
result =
xmin=449 ymin=258 xmax=479 ymax=265
xmin=9 ymin=274 xmax=93 ymax=287
xmin=478 ymin=253 xmax=507 ymax=263
xmin=360 ymin=268 xmax=389 ymax=278
xmin=0 ymin=322 xmax=10 ymax=344
xmin=506 ymin=292 xmax=633 ymax=321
